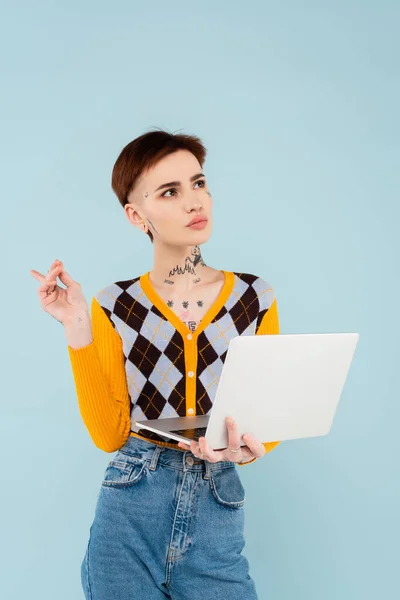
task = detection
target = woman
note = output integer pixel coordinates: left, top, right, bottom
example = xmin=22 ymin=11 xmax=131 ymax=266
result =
xmin=30 ymin=129 xmax=280 ymax=599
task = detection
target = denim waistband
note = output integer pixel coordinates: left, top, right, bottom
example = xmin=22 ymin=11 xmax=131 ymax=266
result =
xmin=119 ymin=434 xmax=237 ymax=476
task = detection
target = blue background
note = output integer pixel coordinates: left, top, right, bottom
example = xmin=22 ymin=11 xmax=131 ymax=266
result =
xmin=1 ymin=1 xmax=399 ymax=597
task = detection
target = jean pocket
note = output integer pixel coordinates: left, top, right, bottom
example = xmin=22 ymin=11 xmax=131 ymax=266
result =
xmin=209 ymin=466 xmax=246 ymax=509
xmin=101 ymin=454 xmax=148 ymax=488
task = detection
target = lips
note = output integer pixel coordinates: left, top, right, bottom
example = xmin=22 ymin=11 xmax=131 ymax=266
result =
xmin=187 ymin=217 xmax=208 ymax=227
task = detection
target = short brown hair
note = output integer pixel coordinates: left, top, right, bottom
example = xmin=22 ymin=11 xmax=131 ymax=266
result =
xmin=111 ymin=127 xmax=208 ymax=242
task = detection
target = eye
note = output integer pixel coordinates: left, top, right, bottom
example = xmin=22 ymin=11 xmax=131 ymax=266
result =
xmin=161 ymin=179 xmax=206 ymax=198
xmin=162 ymin=188 xmax=177 ymax=198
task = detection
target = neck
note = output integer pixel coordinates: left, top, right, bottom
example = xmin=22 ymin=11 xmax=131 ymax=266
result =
xmin=150 ymin=243 xmax=210 ymax=290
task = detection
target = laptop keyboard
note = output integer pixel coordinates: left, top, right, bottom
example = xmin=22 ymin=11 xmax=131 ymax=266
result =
xmin=169 ymin=426 xmax=208 ymax=441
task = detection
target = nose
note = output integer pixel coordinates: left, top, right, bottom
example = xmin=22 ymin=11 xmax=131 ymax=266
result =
xmin=185 ymin=201 xmax=203 ymax=213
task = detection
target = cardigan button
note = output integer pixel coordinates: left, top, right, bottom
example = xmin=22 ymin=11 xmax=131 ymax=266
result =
xmin=187 ymin=408 xmax=194 ymax=415
xmin=187 ymin=333 xmax=193 ymax=340
xmin=188 ymin=371 xmax=194 ymax=378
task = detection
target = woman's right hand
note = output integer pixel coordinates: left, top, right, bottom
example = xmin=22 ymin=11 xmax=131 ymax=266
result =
xmin=30 ymin=259 xmax=89 ymax=325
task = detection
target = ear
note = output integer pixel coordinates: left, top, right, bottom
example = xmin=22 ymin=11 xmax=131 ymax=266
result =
xmin=124 ymin=203 xmax=147 ymax=232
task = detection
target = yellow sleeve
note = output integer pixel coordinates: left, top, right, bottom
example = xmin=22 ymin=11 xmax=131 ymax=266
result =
xmin=237 ymin=296 xmax=281 ymax=466
xmin=67 ymin=296 xmax=131 ymax=452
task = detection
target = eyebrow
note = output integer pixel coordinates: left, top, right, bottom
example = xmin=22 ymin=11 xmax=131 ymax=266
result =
xmin=154 ymin=172 xmax=206 ymax=193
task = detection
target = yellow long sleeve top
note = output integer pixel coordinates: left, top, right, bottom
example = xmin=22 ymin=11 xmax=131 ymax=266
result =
xmin=67 ymin=270 xmax=281 ymax=466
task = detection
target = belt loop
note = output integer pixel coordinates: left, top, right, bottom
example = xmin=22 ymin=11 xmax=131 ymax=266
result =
xmin=204 ymin=460 xmax=211 ymax=480
xmin=149 ymin=445 xmax=162 ymax=471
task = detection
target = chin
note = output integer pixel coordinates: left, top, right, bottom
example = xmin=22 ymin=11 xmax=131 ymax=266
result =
xmin=164 ymin=224 xmax=212 ymax=247
xmin=188 ymin=229 xmax=211 ymax=245
xmin=188 ymin=221 xmax=212 ymax=240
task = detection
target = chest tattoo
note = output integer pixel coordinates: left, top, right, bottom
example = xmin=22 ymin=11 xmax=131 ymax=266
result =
xmin=166 ymin=299 xmax=204 ymax=309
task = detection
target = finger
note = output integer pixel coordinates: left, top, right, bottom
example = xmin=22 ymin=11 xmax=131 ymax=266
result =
xmin=200 ymin=437 xmax=226 ymax=463
xmin=190 ymin=440 xmax=201 ymax=456
xmin=30 ymin=270 xmax=43 ymax=283
xmin=46 ymin=265 xmax=62 ymax=281
xmin=177 ymin=439 xmax=200 ymax=454
xmin=226 ymin=416 xmax=241 ymax=453
xmin=38 ymin=279 xmax=58 ymax=298
xmin=242 ymin=433 xmax=265 ymax=458
xmin=177 ymin=441 xmax=191 ymax=450
xmin=40 ymin=265 xmax=62 ymax=292
xmin=38 ymin=280 xmax=57 ymax=291
xmin=47 ymin=259 xmax=60 ymax=274
xmin=30 ymin=258 xmax=59 ymax=278
xmin=43 ymin=266 xmax=62 ymax=294
xmin=30 ymin=262 xmax=62 ymax=284
xmin=30 ymin=269 xmax=50 ymax=282
xmin=198 ymin=436 xmax=216 ymax=461
xmin=57 ymin=265 xmax=77 ymax=288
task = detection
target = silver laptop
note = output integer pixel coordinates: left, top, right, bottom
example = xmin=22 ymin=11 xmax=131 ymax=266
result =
xmin=135 ymin=333 xmax=360 ymax=450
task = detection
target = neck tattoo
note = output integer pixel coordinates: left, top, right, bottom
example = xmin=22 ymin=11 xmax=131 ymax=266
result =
xmin=168 ymin=246 xmax=206 ymax=279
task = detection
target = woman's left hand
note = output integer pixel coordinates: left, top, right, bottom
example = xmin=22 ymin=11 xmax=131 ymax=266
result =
xmin=177 ymin=416 xmax=266 ymax=464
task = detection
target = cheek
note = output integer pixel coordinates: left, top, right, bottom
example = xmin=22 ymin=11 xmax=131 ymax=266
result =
xmin=204 ymin=191 xmax=213 ymax=205
xmin=147 ymin=207 xmax=182 ymax=236
xmin=157 ymin=212 xmax=181 ymax=228
xmin=147 ymin=204 xmax=177 ymax=225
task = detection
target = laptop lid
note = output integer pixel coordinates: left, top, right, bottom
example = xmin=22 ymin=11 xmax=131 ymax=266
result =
xmin=204 ymin=333 xmax=360 ymax=449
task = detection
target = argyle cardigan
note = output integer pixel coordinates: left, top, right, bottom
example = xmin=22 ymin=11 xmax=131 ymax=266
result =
xmin=67 ymin=270 xmax=281 ymax=466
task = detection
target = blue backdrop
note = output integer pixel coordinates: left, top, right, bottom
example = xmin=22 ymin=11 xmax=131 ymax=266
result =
xmin=1 ymin=1 xmax=399 ymax=598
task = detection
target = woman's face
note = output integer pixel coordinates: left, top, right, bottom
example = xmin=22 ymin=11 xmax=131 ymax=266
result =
xmin=125 ymin=149 xmax=213 ymax=246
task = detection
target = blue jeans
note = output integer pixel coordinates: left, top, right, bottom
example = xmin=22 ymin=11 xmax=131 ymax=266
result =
xmin=81 ymin=435 xmax=258 ymax=599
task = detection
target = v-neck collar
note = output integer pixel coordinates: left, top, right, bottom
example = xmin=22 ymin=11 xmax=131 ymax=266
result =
xmin=139 ymin=270 xmax=235 ymax=338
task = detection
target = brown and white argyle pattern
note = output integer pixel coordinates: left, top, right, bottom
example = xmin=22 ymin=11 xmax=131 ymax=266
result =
xmin=96 ymin=272 xmax=275 ymax=442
